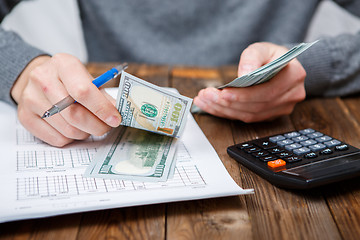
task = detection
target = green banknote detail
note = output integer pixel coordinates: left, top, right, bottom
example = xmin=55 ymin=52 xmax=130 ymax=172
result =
xmin=116 ymin=72 xmax=193 ymax=138
xmin=97 ymin=126 xmax=175 ymax=179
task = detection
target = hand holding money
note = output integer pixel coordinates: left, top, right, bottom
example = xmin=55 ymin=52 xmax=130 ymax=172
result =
xmin=84 ymin=71 xmax=192 ymax=182
xmin=193 ymin=41 xmax=317 ymax=122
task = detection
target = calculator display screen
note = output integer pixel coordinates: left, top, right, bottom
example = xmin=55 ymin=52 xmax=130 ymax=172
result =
xmin=282 ymin=152 xmax=360 ymax=180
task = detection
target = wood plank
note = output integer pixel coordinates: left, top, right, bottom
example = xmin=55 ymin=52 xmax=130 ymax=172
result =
xmin=290 ymin=97 xmax=360 ymax=144
xmin=290 ymin=97 xmax=360 ymax=240
xmin=130 ymin=63 xmax=169 ymax=87
xmin=303 ymin=97 xmax=360 ymax=240
xmin=0 ymin=214 xmax=81 ymax=240
xmin=77 ymin=206 xmax=165 ymax=240
xmin=167 ymin=66 xmax=252 ymax=239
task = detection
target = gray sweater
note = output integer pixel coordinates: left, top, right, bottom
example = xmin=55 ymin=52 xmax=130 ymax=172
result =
xmin=1 ymin=0 xmax=360 ymax=106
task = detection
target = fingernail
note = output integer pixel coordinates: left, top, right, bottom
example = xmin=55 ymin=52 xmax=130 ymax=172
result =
xmin=105 ymin=115 xmax=121 ymax=127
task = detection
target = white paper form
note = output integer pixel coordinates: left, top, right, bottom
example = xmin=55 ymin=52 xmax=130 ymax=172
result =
xmin=0 ymin=89 xmax=253 ymax=223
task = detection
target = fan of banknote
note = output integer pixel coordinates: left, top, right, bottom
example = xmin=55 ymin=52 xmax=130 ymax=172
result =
xmin=218 ymin=40 xmax=318 ymax=88
xmin=191 ymin=40 xmax=318 ymax=113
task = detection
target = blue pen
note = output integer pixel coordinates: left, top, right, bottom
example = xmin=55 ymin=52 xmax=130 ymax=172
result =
xmin=41 ymin=62 xmax=128 ymax=119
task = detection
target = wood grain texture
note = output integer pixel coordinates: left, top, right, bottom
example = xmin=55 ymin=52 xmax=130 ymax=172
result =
xmin=77 ymin=205 xmax=165 ymax=240
xmin=290 ymin=97 xmax=360 ymax=240
xmin=0 ymin=214 xmax=82 ymax=240
xmin=310 ymin=97 xmax=360 ymax=240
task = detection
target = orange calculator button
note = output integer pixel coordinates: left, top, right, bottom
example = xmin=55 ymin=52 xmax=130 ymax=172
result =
xmin=267 ymin=159 xmax=286 ymax=169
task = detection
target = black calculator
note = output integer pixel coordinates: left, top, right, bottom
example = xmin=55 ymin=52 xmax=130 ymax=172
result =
xmin=227 ymin=128 xmax=360 ymax=189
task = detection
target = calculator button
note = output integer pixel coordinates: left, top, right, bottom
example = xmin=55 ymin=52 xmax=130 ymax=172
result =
xmin=285 ymin=143 xmax=302 ymax=151
xmin=307 ymin=132 xmax=324 ymax=138
xmin=300 ymin=139 xmax=317 ymax=147
xmin=315 ymin=136 xmax=332 ymax=142
xmin=267 ymin=159 xmax=286 ymax=169
xmin=276 ymin=151 xmax=293 ymax=158
xmin=335 ymin=144 xmax=349 ymax=151
xmin=293 ymin=147 xmax=311 ymax=155
xmin=299 ymin=128 xmax=315 ymax=134
xmin=254 ymin=140 xmax=277 ymax=149
xmin=277 ymin=139 xmax=294 ymax=147
xmin=284 ymin=156 xmax=302 ymax=163
xmin=237 ymin=143 xmax=253 ymax=149
xmin=284 ymin=132 xmax=301 ymax=138
xmin=320 ymin=148 xmax=333 ymax=155
xmin=260 ymin=155 xmax=277 ymax=162
xmin=252 ymin=151 xmax=269 ymax=158
xmin=309 ymin=143 xmax=326 ymax=151
xmin=244 ymin=147 xmax=261 ymax=153
xmin=324 ymin=139 xmax=341 ymax=147
xmin=269 ymin=135 xmax=286 ymax=143
xmin=304 ymin=152 xmax=317 ymax=159
xmin=269 ymin=147 xmax=283 ymax=154
xmin=291 ymin=136 xmax=309 ymax=142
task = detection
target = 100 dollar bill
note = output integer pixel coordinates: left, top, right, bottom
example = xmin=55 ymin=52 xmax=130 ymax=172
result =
xmin=117 ymin=71 xmax=192 ymax=138
xmin=218 ymin=41 xmax=318 ymax=88
xmin=84 ymin=126 xmax=178 ymax=182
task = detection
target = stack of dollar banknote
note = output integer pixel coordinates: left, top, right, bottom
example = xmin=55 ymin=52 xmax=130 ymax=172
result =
xmin=191 ymin=40 xmax=318 ymax=112
xmin=84 ymin=41 xmax=318 ymax=182
xmin=84 ymin=71 xmax=192 ymax=181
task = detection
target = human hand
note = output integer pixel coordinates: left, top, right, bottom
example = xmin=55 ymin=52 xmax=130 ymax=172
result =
xmin=11 ymin=54 xmax=122 ymax=147
xmin=193 ymin=42 xmax=306 ymax=122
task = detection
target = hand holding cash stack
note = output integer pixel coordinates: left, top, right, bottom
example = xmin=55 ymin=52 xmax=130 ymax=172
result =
xmin=192 ymin=41 xmax=318 ymax=113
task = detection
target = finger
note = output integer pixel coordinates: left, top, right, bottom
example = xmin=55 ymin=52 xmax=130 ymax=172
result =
xmin=238 ymin=43 xmax=288 ymax=77
xmin=22 ymin=84 xmax=91 ymax=140
xmin=198 ymin=97 xmax=293 ymax=122
xmin=100 ymin=88 xmax=117 ymax=106
xmin=211 ymin=82 xmax=304 ymax=121
xmin=238 ymin=43 xmax=270 ymax=76
xmin=28 ymin=60 xmax=70 ymax=106
xmin=60 ymin=104 xmax=112 ymax=136
xmin=197 ymin=88 xmax=231 ymax=107
xmin=219 ymin=61 xmax=302 ymax=104
xmin=193 ymin=96 xmax=229 ymax=119
xmin=195 ymin=90 xmax=293 ymax=122
xmin=195 ymin=87 xmax=274 ymax=115
xmin=54 ymin=55 xmax=121 ymax=127
xmin=17 ymin=106 xmax=74 ymax=147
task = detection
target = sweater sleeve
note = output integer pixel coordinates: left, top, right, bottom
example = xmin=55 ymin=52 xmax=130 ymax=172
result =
xmin=296 ymin=32 xmax=360 ymax=97
xmin=0 ymin=27 xmax=47 ymax=106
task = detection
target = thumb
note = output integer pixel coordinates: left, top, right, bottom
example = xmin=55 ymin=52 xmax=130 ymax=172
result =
xmin=237 ymin=43 xmax=272 ymax=77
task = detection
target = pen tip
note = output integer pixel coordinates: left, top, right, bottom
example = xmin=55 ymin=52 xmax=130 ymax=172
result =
xmin=41 ymin=112 xmax=50 ymax=119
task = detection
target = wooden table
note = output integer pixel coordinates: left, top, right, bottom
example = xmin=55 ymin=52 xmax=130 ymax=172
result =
xmin=1 ymin=63 xmax=360 ymax=240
